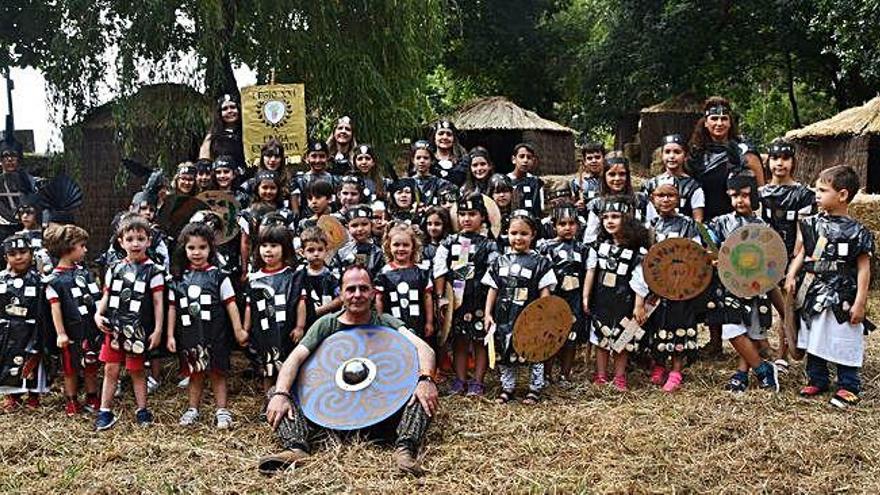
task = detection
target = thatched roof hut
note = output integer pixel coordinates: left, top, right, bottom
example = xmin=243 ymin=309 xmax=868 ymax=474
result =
xmin=786 ymin=96 xmax=880 ymax=193
xmin=638 ymin=93 xmax=703 ymax=171
xmin=449 ymin=96 xmax=577 ymax=175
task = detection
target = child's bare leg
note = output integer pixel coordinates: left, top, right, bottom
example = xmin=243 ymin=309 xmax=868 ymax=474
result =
xmin=130 ymin=370 xmax=147 ymax=410
xmin=595 ymin=348 xmax=609 ymax=376
xmin=452 ymin=336 xmax=469 ymax=382
xmin=671 ymin=356 xmax=684 ymax=373
xmin=472 ymin=342 xmax=488 ymax=384
xmin=84 ymin=370 xmax=99 ymax=395
xmin=188 ymin=373 xmax=205 ymax=409
xmin=210 ymin=371 xmax=228 ymax=409
xmin=613 ymin=351 xmax=629 ymax=378
xmin=63 ymin=374 xmax=78 ymax=399
xmin=730 ymin=335 xmax=762 ymax=369
xmin=560 ymin=346 xmax=575 ymax=377
xmin=100 ymin=363 xmax=121 ymax=409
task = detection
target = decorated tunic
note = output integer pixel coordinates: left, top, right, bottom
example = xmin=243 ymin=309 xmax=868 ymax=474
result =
xmin=44 ymin=265 xmax=102 ymax=369
xmin=0 ymin=268 xmax=43 ymax=389
xmin=433 ymin=232 xmax=498 ymax=339
xmin=103 ymin=259 xmax=165 ymax=356
xmin=759 ymin=183 xmax=816 ymax=258
xmin=507 ymin=172 xmax=544 ymax=218
xmin=246 ymin=266 xmax=302 ymax=377
xmin=587 ymin=241 xmax=649 ymax=352
xmin=642 ymin=172 xmax=705 ymax=221
xmin=330 ymin=240 xmax=385 ymax=279
xmin=375 ymin=264 xmax=433 ymax=338
xmin=538 ymin=239 xmax=589 ymax=344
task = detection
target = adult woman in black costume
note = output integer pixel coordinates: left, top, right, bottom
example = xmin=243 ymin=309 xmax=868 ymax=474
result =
xmin=199 ymin=94 xmax=245 ymax=171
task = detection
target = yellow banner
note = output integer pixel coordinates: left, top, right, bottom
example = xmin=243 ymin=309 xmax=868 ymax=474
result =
xmin=241 ymin=84 xmax=307 ymax=167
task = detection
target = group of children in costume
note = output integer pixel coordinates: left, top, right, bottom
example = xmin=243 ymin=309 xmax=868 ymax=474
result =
xmin=0 ymin=112 xmax=874 ymax=432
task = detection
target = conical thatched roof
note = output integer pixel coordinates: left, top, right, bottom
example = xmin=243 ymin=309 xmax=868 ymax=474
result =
xmin=449 ymin=96 xmax=575 ymax=133
xmin=787 ymin=96 xmax=880 ymax=139
xmin=641 ymin=92 xmax=703 ymax=114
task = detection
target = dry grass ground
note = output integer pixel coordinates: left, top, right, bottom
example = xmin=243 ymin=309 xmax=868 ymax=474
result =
xmin=1 ymin=294 xmax=879 ymax=494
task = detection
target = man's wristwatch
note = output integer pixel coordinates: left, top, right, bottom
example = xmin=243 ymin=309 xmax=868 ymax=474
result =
xmin=418 ymin=374 xmax=435 ymax=384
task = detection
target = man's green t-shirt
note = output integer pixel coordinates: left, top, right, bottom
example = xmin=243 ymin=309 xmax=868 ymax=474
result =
xmin=299 ymin=310 xmax=407 ymax=353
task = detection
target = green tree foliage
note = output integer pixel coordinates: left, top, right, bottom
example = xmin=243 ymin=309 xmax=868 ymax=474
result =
xmin=2 ymin=1 xmax=444 ymax=169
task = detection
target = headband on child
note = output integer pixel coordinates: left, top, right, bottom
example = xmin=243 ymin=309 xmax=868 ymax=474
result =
xmin=346 ymin=205 xmax=373 ymax=222
xmin=2 ymin=234 xmax=30 ymax=252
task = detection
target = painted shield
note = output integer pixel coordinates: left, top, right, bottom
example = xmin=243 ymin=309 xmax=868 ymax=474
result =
xmin=196 ymin=190 xmax=241 ymax=244
xmin=438 ymin=281 xmax=455 ymax=347
xmin=449 ymin=194 xmax=503 ymax=238
xmin=717 ymin=224 xmax=787 ymax=298
xmin=262 ymin=100 xmax=287 ymax=126
xmin=157 ymin=194 xmax=210 ymax=240
xmin=643 ymin=238 xmax=713 ymax=301
xmin=317 ymin=215 xmax=349 ymax=261
xmin=296 ymin=326 xmax=419 ymax=431
xmin=512 ymin=295 xmax=573 ymax=363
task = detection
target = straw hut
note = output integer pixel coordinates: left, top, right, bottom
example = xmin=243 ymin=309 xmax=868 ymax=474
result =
xmin=638 ymin=93 xmax=703 ymax=170
xmin=786 ymin=96 xmax=880 ymax=193
xmin=64 ymin=83 xmax=210 ymax=252
xmin=449 ymin=96 xmax=577 ymax=175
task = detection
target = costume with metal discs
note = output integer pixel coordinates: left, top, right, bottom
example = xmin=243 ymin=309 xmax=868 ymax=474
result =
xmin=571 ymin=176 xmax=601 ymax=204
xmin=482 ymin=251 xmax=555 ymax=362
xmin=705 ymin=213 xmax=772 ymax=330
xmin=643 ymin=173 xmax=703 ymax=218
xmin=588 ymin=240 xmax=649 ymax=353
xmin=538 ymin=238 xmax=589 ymax=345
xmin=170 ymin=267 xmax=234 ymax=375
xmin=434 ymin=228 xmax=498 ymax=340
xmin=297 ymin=265 xmax=339 ymax=328
xmin=246 ymin=266 xmax=302 ymax=377
xmin=238 ymin=204 xmax=295 ymax=239
xmin=45 ymin=265 xmax=103 ymax=368
xmin=419 ymin=241 xmax=438 ymax=273
xmin=330 ymin=241 xmax=384 ymax=279
xmin=759 ymin=184 xmax=816 ymax=258
xmin=649 ymin=213 xmax=701 ymax=243
xmin=431 ymin=154 xmax=468 ymax=186
xmin=688 ymin=140 xmax=754 ymax=220
xmin=375 ymin=265 xmax=433 ymax=339
xmin=412 ymin=173 xmax=450 ymax=207
xmin=0 ymin=263 xmax=43 ymax=389
xmin=798 ymin=214 xmax=875 ymax=332
xmin=104 ymin=260 xmax=164 ymax=356
xmin=507 ymin=172 xmax=544 ymax=218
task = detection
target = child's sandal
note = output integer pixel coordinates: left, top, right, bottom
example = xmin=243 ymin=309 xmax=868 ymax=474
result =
xmin=522 ymin=391 xmax=540 ymax=405
xmin=495 ymin=390 xmax=515 ymax=404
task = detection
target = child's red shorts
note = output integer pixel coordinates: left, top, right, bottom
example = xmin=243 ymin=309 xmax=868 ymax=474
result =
xmin=98 ymin=334 xmax=146 ymax=371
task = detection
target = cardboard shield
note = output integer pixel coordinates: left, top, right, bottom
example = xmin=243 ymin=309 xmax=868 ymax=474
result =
xmin=317 ymin=215 xmax=349 ymax=261
xmin=157 ymin=194 xmax=210 ymax=242
xmin=196 ymin=190 xmax=241 ymax=244
xmin=717 ymin=224 xmax=787 ymax=298
xmin=296 ymin=326 xmax=419 ymax=431
xmin=512 ymin=295 xmax=574 ymax=362
xmin=643 ymin=238 xmax=713 ymax=301
xmin=438 ymin=281 xmax=455 ymax=347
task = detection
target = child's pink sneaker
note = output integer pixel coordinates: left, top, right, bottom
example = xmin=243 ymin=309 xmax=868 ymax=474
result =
xmin=662 ymin=371 xmax=683 ymax=393
xmin=650 ymin=365 xmax=667 ymax=386
xmin=612 ymin=374 xmax=628 ymax=391
xmin=592 ymin=373 xmax=608 ymax=385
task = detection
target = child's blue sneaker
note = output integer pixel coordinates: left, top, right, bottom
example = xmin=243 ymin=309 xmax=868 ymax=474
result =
xmin=725 ymin=371 xmax=749 ymax=393
xmin=95 ymin=410 xmax=117 ymax=431
xmin=136 ymin=408 xmax=154 ymax=426
xmin=755 ymin=361 xmax=780 ymax=393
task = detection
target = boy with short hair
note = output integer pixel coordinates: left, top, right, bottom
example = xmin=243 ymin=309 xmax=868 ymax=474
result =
xmin=785 ymin=165 xmax=874 ymax=408
xmin=707 ymin=174 xmax=782 ymax=394
xmin=506 ymin=143 xmax=544 ymax=218
xmin=296 ymin=179 xmax=337 ymax=233
xmin=93 ymin=215 xmax=166 ymax=430
xmin=290 ymin=141 xmax=338 ymax=218
xmin=297 ymin=227 xmax=342 ymax=329
xmin=573 ymin=142 xmax=605 ymax=208
xmin=330 ymin=205 xmax=384 ymax=279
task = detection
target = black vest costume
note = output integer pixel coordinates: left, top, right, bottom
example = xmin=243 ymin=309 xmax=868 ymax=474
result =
xmin=431 ymin=156 xmax=468 ymax=186
xmin=0 ymin=269 xmax=43 ymax=387
xmin=330 ymin=240 xmax=385 ymax=280
xmin=290 ymin=171 xmax=340 ymax=218
xmin=375 ymin=265 xmax=432 ymax=339
xmin=799 ymin=214 xmax=876 ymax=331
xmin=485 ymin=251 xmax=554 ymax=363
xmin=170 ymin=268 xmax=230 ymax=375
xmin=508 ymin=173 xmax=544 ymax=218
xmin=246 ymin=267 xmax=301 ymax=377
xmin=689 ymin=140 xmax=753 ymax=221
xmin=642 ymin=173 xmax=702 ymax=218
xmin=438 ymin=232 xmax=498 ymax=339
xmin=539 ymin=239 xmax=589 ymax=344
xmin=297 ymin=266 xmax=339 ymax=328
xmin=105 ymin=260 xmax=163 ymax=356
xmin=589 ymin=241 xmax=647 ymax=352
xmin=44 ymin=266 xmax=102 ymax=368
xmin=759 ymin=184 xmax=816 ymax=258
xmin=649 ymin=214 xmax=701 ymax=242
xmin=412 ymin=174 xmax=451 ymax=207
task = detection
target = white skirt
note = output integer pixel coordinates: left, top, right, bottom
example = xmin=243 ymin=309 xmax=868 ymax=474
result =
xmin=0 ymin=362 xmax=49 ymax=395
xmin=797 ymin=310 xmax=865 ymax=367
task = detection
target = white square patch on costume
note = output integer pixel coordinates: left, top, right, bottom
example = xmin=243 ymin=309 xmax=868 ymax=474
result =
xmin=256 ymin=299 xmax=267 ymax=311
xmin=786 ymin=211 xmax=796 ymax=221
xmin=201 ymin=311 xmax=211 ymax=321
xmin=392 ymin=307 xmax=401 ymax=318
xmin=409 ymin=305 xmax=420 ymax=317
xmin=409 ymin=289 xmax=418 ymax=301
xmin=274 ymin=294 xmax=287 ymax=306
xmin=71 ymin=287 xmax=82 ymax=298
xmin=598 ymin=243 xmax=610 ymax=256
xmin=130 ymin=300 xmax=141 ymax=313
xmin=521 ymin=267 xmax=533 ymax=278
xmin=111 ymin=280 xmax=123 ymax=291
xmin=182 ymin=314 xmax=191 ymax=326
xmin=88 ymin=283 xmax=100 ymax=294
xmin=109 ymin=296 xmax=120 ymax=309
xmin=275 ymin=311 xmax=287 ymax=323
xmin=134 ymin=281 xmax=146 ymax=293
xmin=621 ymin=249 xmax=633 ymax=260
xmin=499 ymin=266 xmax=509 ymax=277
xmin=616 ymin=263 xmax=629 ymax=275
xmin=24 ymin=286 xmax=36 ymax=297
xmin=261 ymin=319 xmax=269 ymax=331
xmin=837 ymin=243 xmax=849 ymax=256
xmin=200 ymin=294 xmax=212 ymax=305
xmin=78 ymin=305 xmax=88 ymax=316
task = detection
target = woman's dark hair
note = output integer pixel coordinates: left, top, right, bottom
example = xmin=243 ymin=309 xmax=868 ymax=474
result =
xmin=172 ymin=223 xmax=217 ymax=278
xmin=688 ymin=96 xmax=740 ymax=153
xmin=599 ymin=152 xmax=634 ymax=197
xmin=465 ymin=146 xmax=494 ymax=191
xmin=421 ymin=206 xmax=453 ymax=242
xmin=210 ymin=95 xmax=242 ymax=138
xmin=430 ymin=121 xmax=467 ymax=160
xmin=253 ymin=224 xmax=296 ymax=269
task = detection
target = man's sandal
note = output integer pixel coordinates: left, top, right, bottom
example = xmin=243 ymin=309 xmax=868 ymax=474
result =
xmin=522 ymin=391 xmax=540 ymax=405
